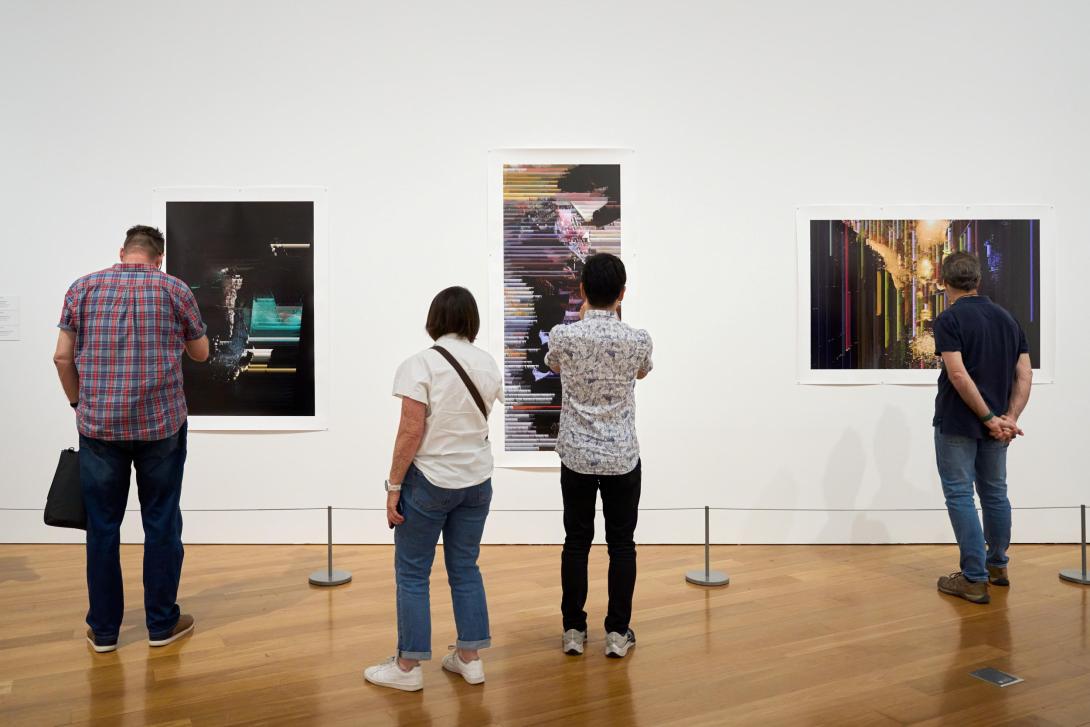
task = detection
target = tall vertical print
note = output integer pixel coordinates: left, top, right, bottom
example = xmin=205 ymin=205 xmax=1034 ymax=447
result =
xmin=154 ymin=188 xmax=328 ymax=429
xmin=489 ymin=150 xmax=634 ymax=466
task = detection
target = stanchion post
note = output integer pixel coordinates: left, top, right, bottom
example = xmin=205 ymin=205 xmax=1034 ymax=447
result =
xmin=309 ymin=505 xmax=352 ymax=587
xmin=1059 ymin=504 xmax=1090 ymax=585
xmin=685 ymin=505 xmax=729 ymax=587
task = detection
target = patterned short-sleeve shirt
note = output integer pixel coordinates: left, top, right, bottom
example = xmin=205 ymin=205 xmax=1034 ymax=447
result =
xmin=545 ymin=310 xmax=653 ymax=475
xmin=58 ymin=263 xmax=207 ymax=441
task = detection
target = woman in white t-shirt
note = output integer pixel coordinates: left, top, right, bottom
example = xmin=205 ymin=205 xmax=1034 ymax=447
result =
xmin=364 ymin=286 xmax=502 ymax=692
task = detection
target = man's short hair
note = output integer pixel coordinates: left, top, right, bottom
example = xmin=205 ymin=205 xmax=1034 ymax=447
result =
xmin=124 ymin=225 xmax=165 ymax=256
xmin=426 ymin=286 xmax=480 ymax=342
xmin=581 ymin=253 xmax=626 ymax=307
xmin=941 ymin=251 xmax=982 ymax=292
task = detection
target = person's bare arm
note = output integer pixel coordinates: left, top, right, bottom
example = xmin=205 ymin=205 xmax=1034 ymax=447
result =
xmin=385 ymin=397 xmax=427 ymax=526
xmin=1006 ymin=353 xmax=1033 ymax=422
xmin=53 ymin=330 xmax=79 ymax=405
xmin=941 ymin=351 xmax=1017 ymax=440
xmin=184 ymin=335 xmax=210 ymax=362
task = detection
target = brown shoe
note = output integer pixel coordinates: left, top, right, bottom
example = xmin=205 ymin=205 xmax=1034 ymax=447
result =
xmin=149 ymin=614 xmax=195 ymax=647
xmin=987 ymin=565 xmax=1009 ymax=587
xmin=937 ymin=572 xmax=990 ymax=604
xmin=86 ymin=628 xmax=118 ymax=653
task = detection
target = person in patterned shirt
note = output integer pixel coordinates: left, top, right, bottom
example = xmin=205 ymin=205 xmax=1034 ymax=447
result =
xmin=544 ymin=253 xmax=653 ymax=659
xmin=53 ymin=225 xmax=209 ymax=653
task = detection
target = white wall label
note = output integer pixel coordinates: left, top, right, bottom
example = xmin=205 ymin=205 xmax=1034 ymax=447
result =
xmin=0 ymin=296 xmax=20 ymax=341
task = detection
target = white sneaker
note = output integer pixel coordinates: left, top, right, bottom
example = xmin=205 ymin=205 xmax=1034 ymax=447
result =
xmin=364 ymin=657 xmax=424 ymax=691
xmin=605 ymin=630 xmax=636 ymax=658
xmin=442 ymin=648 xmax=485 ymax=685
xmin=563 ymin=629 xmax=587 ymax=656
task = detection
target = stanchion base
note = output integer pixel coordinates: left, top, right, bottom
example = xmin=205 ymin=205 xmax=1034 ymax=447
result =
xmin=1059 ymin=569 xmax=1090 ymax=585
xmin=685 ymin=570 xmax=729 ymax=587
xmin=309 ymin=569 xmax=352 ymax=587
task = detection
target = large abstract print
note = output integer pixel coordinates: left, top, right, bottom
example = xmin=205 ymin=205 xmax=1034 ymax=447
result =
xmin=798 ymin=207 xmax=1049 ymax=384
xmin=159 ymin=191 xmax=325 ymax=429
xmin=500 ymin=160 xmax=623 ymax=455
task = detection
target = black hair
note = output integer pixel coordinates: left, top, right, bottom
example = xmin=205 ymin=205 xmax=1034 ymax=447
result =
xmin=426 ymin=286 xmax=480 ymax=342
xmin=124 ymin=225 xmax=165 ymax=256
xmin=941 ymin=251 xmax=982 ymax=292
xmin=580 ymin=253 xmax=626 ymax=307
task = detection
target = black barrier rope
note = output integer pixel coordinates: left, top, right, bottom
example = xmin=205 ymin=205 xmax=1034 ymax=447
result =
xmin=708 ymin=505 xmax=1081 ymax=512
xmin=1 ymin=504 xmax=1081 ymax=513
xmin=0 ymin=506 xmax=329 ymax=512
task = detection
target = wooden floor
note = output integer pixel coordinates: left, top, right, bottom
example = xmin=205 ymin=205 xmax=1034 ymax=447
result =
xmin=0 ymin=544 xmax=1088 ymax=726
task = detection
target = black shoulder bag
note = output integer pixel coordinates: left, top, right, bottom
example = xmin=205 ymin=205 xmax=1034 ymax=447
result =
xmin=431 ymin=346 xmax=489 ymax=422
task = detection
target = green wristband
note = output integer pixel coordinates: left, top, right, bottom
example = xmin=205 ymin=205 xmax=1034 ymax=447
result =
xmin=979 ymin=411 xmax=995 ymax=423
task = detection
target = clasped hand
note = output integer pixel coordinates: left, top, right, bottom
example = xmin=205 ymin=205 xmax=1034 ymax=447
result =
xmin=985 ymin=414 xmax=1023 ymax=443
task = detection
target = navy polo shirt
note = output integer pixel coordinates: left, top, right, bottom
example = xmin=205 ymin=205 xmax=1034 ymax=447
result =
xmin=932 ymin=295 xmax=1029 ymax=439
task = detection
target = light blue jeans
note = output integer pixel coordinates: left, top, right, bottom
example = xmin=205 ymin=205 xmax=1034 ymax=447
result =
xmin=934 ymin=428 xmax=1011 ymax=583
xmin=395 ymin=464 xmax=492 ymax=660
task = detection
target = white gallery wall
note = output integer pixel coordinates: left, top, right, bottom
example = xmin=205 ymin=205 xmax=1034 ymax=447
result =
xmin=2 ymin=0 xmax=1088 ymax=545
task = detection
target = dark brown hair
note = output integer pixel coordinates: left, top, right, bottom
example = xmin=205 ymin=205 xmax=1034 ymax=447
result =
xmin=426 ymin=286 xmax=480 ymax=342
xmin=941 ymin=251 xmax=982 ymax=292
xmin=124 ymin=225 xmax=165 ymax=256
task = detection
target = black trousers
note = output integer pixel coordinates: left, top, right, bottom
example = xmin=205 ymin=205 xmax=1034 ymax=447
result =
xmin=560 ymin=460 xmax=641 ymax=634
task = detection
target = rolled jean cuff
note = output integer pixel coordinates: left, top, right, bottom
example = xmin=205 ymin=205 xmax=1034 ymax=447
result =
xmin=456 ymin=638 xmax=491 ymax=650
xmin=398 ymin=649 xmax=431 ymax=661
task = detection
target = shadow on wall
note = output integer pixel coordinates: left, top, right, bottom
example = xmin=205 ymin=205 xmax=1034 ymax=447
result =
xmin=0 ymin=556 xmax=41 ymax=584
xmin=748 ymin=468 xmax=799 ymax=542
xmin=873 ymin=404 xmax=936 ymax=522
xmin=819 ymin=428 xmax=890 ymax=544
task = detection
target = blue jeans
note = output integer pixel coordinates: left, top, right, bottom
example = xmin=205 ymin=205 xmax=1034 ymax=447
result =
xmin=394 ymin=465 xmax=492 ymax=660
xmin=934 ymin=427 xmax=1011 ymax=583
xmin=79 ymin=423 xmax=187 ymax=642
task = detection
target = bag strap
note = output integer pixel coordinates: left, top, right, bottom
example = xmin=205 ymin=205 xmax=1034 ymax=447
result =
xmin=431 ymin=345 xmax=488 ymax=420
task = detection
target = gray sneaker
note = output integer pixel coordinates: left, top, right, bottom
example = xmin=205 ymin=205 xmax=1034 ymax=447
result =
xmin=562 ymin=629 xmax=587 ymax=656
xmin=605 ymin=629 xmax=636 ymax=658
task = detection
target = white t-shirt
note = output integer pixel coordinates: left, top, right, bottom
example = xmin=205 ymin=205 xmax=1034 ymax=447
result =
xmin=392 ymin=334 xmax=503 ymax=489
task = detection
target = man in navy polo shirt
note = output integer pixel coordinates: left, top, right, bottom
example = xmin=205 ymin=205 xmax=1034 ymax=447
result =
xmin=932 ymin=251 xmax=1033 ymax=604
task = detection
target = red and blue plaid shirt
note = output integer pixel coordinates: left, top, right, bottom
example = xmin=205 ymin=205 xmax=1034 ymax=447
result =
xmin=59 ymin=263 xmax=206 ymax=441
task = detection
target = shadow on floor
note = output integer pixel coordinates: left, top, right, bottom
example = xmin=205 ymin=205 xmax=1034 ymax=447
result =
xmin=0 ymin=556 xmax=41 ymax=584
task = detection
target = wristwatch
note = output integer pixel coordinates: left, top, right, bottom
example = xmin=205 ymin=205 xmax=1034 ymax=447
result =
xmin=385 ymin=479 xmax=402 ymax=492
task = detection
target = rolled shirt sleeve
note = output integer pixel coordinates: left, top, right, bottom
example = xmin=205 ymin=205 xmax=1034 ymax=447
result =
xmin=58 ymin=285 xmax=78 ymax=332
xmin=393 ymin=355 xmax=430 ymax=406
xmin=933 ymin=313 xmax=961 ymax=354
xmin=177 ymin=286 xmax=207 ymax=341
xmin=544 ymin=324 xmax=565 ymax=372
xmin=639 ymin=331 xmax=654 ymax=374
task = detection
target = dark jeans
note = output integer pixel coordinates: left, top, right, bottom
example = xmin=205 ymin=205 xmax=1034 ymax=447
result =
xmin=79 ymin=422 xmax=187 ymax=642
xmin=560 ymin=460 xmax=641 ymax=635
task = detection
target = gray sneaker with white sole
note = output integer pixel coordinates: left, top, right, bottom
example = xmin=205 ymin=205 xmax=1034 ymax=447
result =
xmin=605 ymin=629 xmax=636 ymax=658
xmin=563 ymin=629 xmax=587 ymax=656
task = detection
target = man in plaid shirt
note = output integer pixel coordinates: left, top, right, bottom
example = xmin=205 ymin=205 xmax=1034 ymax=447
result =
xmin=53 ymin=225 xmax=209 ymax=653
